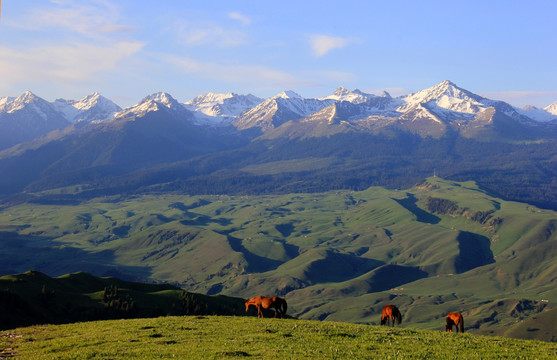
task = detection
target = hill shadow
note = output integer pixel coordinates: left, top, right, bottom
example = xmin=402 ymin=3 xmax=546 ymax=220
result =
xmin=455 ymin=231 xmax=495 ymax=273
xmin=301 ymin=251 xmax=384 ymax=284
xmin=363 ymin=264 xmax=429 ymax=292
xmin=170 ymin=201 xmax=231 ymax=226
xmin=393 ymin=193 xmax=441 ymax=224
xmin=225 ymin=234 xmax=296 ymax=273
xmin=0 ymin=231 xmax=152 ymax=282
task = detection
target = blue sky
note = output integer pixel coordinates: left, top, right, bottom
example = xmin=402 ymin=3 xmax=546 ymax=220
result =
xmin=1 ymin=0 xmax=556 ymax=108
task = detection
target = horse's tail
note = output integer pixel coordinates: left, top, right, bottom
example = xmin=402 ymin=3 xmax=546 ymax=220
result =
xmin=459 ymin=315 xmax=464 ymax=333
xmin=281 ymin=298 xmax=288 ymax=316
xmin=395 ymin=309 xmax=402 ymax=325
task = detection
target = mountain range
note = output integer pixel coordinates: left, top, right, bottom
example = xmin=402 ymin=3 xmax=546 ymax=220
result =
xmin=1 ymin=80 xmax=556 ymax=150
xmin=0 ymin=80 xmax=556 ymax=209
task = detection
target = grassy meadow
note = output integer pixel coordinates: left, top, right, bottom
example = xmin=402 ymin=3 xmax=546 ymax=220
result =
xmin=2 ymin=316 xmax=557 ymax=359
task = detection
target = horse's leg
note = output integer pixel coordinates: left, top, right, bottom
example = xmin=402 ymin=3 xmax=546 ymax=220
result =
xmin=257 ymin=305 xmax=262 ymax=318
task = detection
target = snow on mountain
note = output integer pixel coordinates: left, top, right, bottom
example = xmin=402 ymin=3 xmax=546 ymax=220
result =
xmin=184 ymin=92 xmax=262 ymax=126
xmin=114 ymin=92 xmax=193 ymax=121
xmin=518 ymin=104 xmax=557 ymax=123
xmin=0 ymin=91 xmax=69 ymax=123
xmin=53 ymin=92 xmax=121 ymax=123
xmin=0 ymin=96 xmax=16 ymax=113
xmin=398 ymin=80 xmax=490 ymax=117
xmin=0 ymin=91 xmax=71 ymax=150
xmin=320 ymin=86 xmax=375 ymax=104
xmin=233 ymin=90 xmax=334 ymax=131
xmin=546 ymin=101 xmax=557 ymax=115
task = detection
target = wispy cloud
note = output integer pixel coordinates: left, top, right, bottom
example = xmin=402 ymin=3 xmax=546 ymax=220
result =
xmin=228 ymin=12 xmax=251 ymax=26
xmin=479 ymin=91 xmax=557 ymax=107
xmin=160 ymin=54 xmax=317 ymax=89
xmin=311 ymin=70 xmax=358 ymax=84
xmin=0 ymin=41 xmax=144 ymax=88
xmin=171 ymin=20 xmax=248 ymax=48
xmin=9 ymin=0 xmax=134 ymax=38
xmin=309 ymin=35 xmax=353 ymax=57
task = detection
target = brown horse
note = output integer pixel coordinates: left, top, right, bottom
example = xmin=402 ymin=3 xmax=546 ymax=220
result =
xmin=446 ymin=312 xmax=464 ymax=332
xmin=380 ymin=304 xmax=402 ymax=327
xmin=245 ymin=296 xmax=287 ymax=318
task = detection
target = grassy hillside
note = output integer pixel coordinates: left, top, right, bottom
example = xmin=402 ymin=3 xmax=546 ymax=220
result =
xmin=1 ymin=316 xmax=556 ymax=359
xmin=0 ymin=178 xmax=556 ymax=341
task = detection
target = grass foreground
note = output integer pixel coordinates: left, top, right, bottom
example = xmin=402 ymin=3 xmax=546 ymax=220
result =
xmin=1 ymin=316 xmax=556 ymax=359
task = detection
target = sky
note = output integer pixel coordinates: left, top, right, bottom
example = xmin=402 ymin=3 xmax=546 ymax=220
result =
xmin=1 ymin=0 xmax=556 ymax=108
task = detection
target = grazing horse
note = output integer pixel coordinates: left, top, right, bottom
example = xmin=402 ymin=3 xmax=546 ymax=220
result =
xmin=446 ymin=312 xmax=464 ymax=333
xmin=245 ymin=296 xmax=287 ymax=318
xmin=380 ymin=304 xmax=402 ymax=327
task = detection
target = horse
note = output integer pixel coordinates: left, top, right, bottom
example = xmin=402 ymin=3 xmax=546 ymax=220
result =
xmin=245 ymin=296 xmax=287 ymax=318
xmin=380 ymin=304 xmax=402 ymax=327
xmin=445 ymin=312 xmax=464 ymax=333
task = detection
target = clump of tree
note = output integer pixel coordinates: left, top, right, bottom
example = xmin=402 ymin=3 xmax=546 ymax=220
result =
xmin=180 ymin=291 xmax=210 ymax=315
xmin=426 ymin=197 xmax=503 ymax=229
xmin=38 ymin=284 xmax=56 ymax=305
xmin=426 ymin=197 xmax=461 ymax=215
xmin=102 ymin=285 xmax=136 ymax=318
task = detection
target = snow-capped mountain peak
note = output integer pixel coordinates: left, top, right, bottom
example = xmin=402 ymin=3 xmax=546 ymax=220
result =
xmin=186 ymin=92 xmax=236 ymax=106
xmin=321 ymin=86 xmax=375 ymax=104
xmin=518 ymin=101 xmax=557 ymax=122
xmin=545 ymin=101 xmax=557 ymax=115
xmin=113 ymin=92 xmax=191 ymax=120
xmin=380 ymin=91 xmax=392 ymax=98
xmin=52 ymin=92 xmax=122 ymax=123
xmin=399 ymin=80 xmax=488 ymax=115
xmin=184 ymin=92 xmax=263 ymax=126
xmin=233 ymin=91 xmax=333 ymax=131
xmin=274 ymin=90 xmax=302 ymax=100
xmin=139 ymin=92 xmax=179 ymax=108
xmin=404 ymin=80 xmax=484 ymax=104
xmin=7 ymin=91 xmax=42 ymax=113
xmin=0 ymin=96 xmax=16 ymax=112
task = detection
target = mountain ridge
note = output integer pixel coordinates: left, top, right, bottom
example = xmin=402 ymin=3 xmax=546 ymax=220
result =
xmin=1 ymin=81 xmax=556 ymax=149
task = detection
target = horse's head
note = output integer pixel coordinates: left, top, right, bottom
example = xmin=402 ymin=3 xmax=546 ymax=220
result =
xmin=245 ymin=299 xmax=250 ymax=312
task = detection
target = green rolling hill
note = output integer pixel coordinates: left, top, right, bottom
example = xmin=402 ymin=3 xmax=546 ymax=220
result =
xmin=0 ymin=177 xmax=555 ymax=341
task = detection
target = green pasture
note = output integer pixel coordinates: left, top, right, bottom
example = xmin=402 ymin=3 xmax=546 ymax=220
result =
xmin=1 ymin=316 xmax=556 ymax=359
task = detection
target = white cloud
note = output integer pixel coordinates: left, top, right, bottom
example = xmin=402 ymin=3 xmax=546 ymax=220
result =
xmin=0 ymin=41 xmax=144 ymax=87
xmin=228 ymin=12 xmax=251 ymax=26
xmin=309 ymin=35 xmax=351 ymax=57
